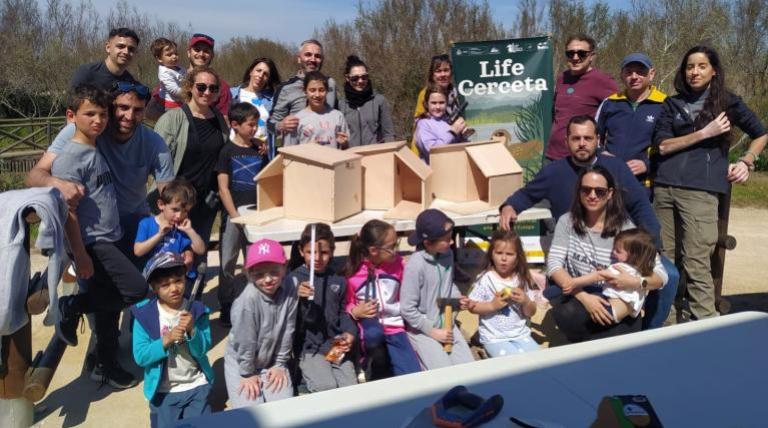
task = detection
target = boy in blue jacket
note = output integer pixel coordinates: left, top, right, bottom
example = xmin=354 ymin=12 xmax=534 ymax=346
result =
xmin=131 ymin=252 xmax=214 ymax=428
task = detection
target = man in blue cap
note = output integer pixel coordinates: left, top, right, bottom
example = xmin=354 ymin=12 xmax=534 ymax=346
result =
xmin=595 ymin=52 xmax=667 ymax=194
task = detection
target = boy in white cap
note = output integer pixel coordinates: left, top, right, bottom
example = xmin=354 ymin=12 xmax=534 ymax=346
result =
xmin=224 ymin=238 xmax=297 ymax=408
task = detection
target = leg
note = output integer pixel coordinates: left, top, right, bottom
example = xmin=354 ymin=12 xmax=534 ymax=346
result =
xmin=642 ymin=255 xmax=679 ymax=329
xmin=331 ymin=359 xmax=358 ymax=388
xmin=179 ymin=384 xmax=212 ymax=421
xmin=85 ymin=242 xmax=148 ymax=308
xmin=188 ymin=201 xmax=218 ymax=267
xmin=483 ymin=341 xmax=520 ymax=358
xmin=260 ymin=368 xmax=294 ymax=402
xmin=549 ymin=295 xmax=593 ymax=343
xmin=384 ymin=332 xmax=422 ymax=375
xmin=224 ymin=354 xmax=265 ymax=409
xmin=299 ymin=353 xmax=338 ymax=392
xmin=447 ymin=326 xmax=474 ymax=365
xmin=150 ymin=392 xmax=185 ymax=428
xmin=406 ymin=330 xmax=454 ymax=370
xmin=609 ymin=298 xmax=632 ymax=323
xmin=218 ymin=216 xmax=247 ymax=311
xmin=674 ymin=188 xmax=719 ymax=320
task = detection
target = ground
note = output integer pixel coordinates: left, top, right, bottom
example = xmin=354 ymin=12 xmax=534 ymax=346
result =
xmin=16 ymin=207 xmax=768 ymax=427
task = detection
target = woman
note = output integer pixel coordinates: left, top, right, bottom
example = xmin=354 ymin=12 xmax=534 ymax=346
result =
xmin=339 ymin=55 xmax=395 ymax=147
xmin=154 ymin=66 xmax=229 ymax=258
xmin=230 ymin=57 xmax=281 ymax=158
xmin=653 ymin=46 xmax=767 ymax=321
xmin=547 ymin=166 xmax=667 ymax=343
xmin=412 ymin=54 xmax=459 ymax=119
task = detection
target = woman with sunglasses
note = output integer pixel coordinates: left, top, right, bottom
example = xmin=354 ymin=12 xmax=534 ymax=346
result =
xmin=230 ymin=57 xmax=282 ymax=157
xmin=653 ymin=46 xmax=767 ymax=321
xmin=154 ymin=66 xmax=229 ymax=263
xmin=340 ymin=55 xmax=395 ymax=147
xmin=546 ymin=166 xmax=667 ymax=343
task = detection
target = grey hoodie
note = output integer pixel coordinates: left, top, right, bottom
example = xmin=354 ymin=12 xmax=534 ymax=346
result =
xmin=400 ymin=249 xmax=461 ymax=335
xmin=225 ymin=279 xmax=297 ymax=376
xmin=339 ymin=92 xmax=396 ymax=147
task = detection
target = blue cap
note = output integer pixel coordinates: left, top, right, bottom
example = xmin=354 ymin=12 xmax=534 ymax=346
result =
xmin=408 ymin=209 xmax=455 ymax=246
xmin=143 ymin=252 xmax=185 ymax=281
xmin=620 ymin=53 xmax=652 ymax=70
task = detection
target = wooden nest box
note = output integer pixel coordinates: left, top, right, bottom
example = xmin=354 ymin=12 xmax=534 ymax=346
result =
xmin=429 ymin=140 xmax=523 ymax=214
xmin=254 ymin=144 xmax=363 ymax=223
xmin=348 ymin=141 xmax=432 ymax=219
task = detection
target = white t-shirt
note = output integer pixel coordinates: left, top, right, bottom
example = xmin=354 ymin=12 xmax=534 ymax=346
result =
xmin=235 ymin=88 xmax=271 ymax=141
xmin=157 ymin=301 xmax=208 ymax=393
xmin=469 ymin=271 xmax=536 ymax=344
xmin=158 ymin=65 xmax=186 ymax=103
xmin=602 ymin=262 xmax=647 ymax=317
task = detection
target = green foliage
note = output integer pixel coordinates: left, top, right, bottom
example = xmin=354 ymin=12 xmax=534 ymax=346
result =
xmin=510 ymin=94 xmax=546 ymax=143
xmin=731 ymin=172 xmax=768 ymax=208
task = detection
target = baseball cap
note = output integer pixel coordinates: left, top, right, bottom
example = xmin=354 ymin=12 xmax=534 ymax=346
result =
xmin=408 ymin=209 xmax=455 ymax=246
xmin=189 ymin=33 xmax=215 ymax=49
xmin=143 ymin=251 xmax=185 ymax=281
xmin=620 ymin=52 xmax=652 ymax=70
xmin=245 ymin=239 xmax=286 ymax=269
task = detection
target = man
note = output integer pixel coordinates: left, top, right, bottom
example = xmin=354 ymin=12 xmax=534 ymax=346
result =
xmin=26 ymin=84 xmax=174 ymax=389
xmin=499 ymin=115 xmax=677 ymax=330
xmin=545 ymin=34 xmax=617 ymax=162
xmin=270 ymin=39 xmax=338 ymax=136
xmin=186 ymin=33 xmax=232 ymax=118
xmin=596 ymin=53 xmax=666 ymax=192
xmin=70 ymin=28 xmax=139 ymax=91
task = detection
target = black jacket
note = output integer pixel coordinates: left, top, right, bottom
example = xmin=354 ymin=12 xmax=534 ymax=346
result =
xmin=653 ymin=93 xmax=766 ymax=194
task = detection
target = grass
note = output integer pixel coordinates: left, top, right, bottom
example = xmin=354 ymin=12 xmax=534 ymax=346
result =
xmin=731 ymin=171 xmax=768 ymax=209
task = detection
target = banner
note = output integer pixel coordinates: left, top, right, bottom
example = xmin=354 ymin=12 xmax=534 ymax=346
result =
xmin=451 ymin=36 xmax=554 ymax=181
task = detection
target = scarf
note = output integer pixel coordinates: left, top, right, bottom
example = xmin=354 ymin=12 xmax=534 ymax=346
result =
xmin=344 ymin=81 xmax=374 ymax=109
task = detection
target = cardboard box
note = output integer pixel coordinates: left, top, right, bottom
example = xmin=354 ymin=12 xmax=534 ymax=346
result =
xmin=348 ymin=141 xmax=433 ymax=219
xmin=253 ymin=144 xmax=363 ymax=223
xmin=429 ymin=140 xmax=523 ymax=214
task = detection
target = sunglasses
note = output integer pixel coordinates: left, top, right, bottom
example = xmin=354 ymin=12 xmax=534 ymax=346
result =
xmin=579 ymin=186 xmax=610 ymax=199
xmin=565 ymin=50 xmax=592 ymax=60
xmin=112 ymin=81 xmax=150 ymax=99
xmin=348 ymin=74 xmax=369 ymax=83
xmin=195 ymin=83 xmax=219 ymax=93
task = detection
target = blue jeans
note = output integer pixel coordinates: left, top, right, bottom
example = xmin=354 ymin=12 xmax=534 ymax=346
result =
xmin=149 ymin=383 xmax=211 ymax=428
xmin=484 ymin=336 xmax=540 ymax=357
xmin=361 ymin=319 xmax=421 ymax=376
xmin=642 ymin=255 xmax=679 ymax=330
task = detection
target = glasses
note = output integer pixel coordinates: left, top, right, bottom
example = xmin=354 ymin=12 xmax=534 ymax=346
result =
xmin=195 ymin=83 xmax=219 ymax=93
xmin=565 ymin=50 xmax=592 ymax=60
xmin=378 ymin=238 xmax=401 ymax=254
xmin=348 ymin=74 xmax=369 ymax=83
xmin=579 ymin=186 xmax=610 ymax=199
xmin=112 ymin=81 xmax=150 ymax=99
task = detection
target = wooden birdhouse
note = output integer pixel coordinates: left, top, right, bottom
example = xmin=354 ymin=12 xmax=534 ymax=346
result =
xmin=429 ymin=140 xmax=523 ymax=214
xmin=348 ymin=141 xmax=433 ymax=219
xmin=252 ymin=144 xmax=363 ymax=223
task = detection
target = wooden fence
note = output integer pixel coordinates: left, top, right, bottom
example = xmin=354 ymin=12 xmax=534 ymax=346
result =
xmin=0 ymin=117 xmax=66 ymax=173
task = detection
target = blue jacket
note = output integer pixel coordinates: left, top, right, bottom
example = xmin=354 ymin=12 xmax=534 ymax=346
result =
xmin=131 ymin=298 xmax=214 ymax=401
xmin=504 ymin=154 xmax=661 ymax=243
xmin=596 ymin=86 xmax=666 ymax=176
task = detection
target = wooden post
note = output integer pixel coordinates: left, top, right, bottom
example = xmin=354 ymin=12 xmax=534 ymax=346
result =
xmin=712 ymin=184 xmax=735 ymax=314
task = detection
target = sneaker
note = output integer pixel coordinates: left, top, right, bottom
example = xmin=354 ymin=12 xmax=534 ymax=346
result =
xmin=220 ymin=302 xmax=232 ymax=328
xmin=90 ymin=361 xmax=138 ymax=389
xmin=56 ymin=295 xmax=82 ymax=346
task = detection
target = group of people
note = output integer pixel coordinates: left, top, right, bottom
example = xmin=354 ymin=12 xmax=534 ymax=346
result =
xmin=16 ymin=25 xmax=765 ymax=427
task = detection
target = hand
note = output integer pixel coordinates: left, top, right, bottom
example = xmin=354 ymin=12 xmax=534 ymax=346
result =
xmin=336 ymin=131 xmax=349 ymax=147
xmin=338 ymin=332 xmax=355 ymax=352
xmin=73 ymin=251 xmax=94 ymax=279
xmin=429 ymin=328 xmax=453 ymax=344
xmin=626 ymin=159 xmax=648 ymax=175
xmin=491 ymin=291 xmax=510 ymax=309
xmin=176 ymin=218 xmax=193 ymax=233
xmin=727 ymin=162 xmax=750 ymax=183
xmin=598 ymin=265 xmax=640 ymax=290
xmin=177 ymin=311 xmax=193 ymax=335
xmin=297 ymin=280 xmax=315 ymax=298
xmin=237 ymin=375 xmax=262 ymax=401
xmin=575 ymin=292 xmax=614 ymax=326
xmin=170 ymin=325 xmax=186 ymax=343
xmin=57 ymin=180 xmax=85 ymax=210
xmin=700 ymin=112 xmax=731 ymax=139
xmin=156 ymin=218 xmax=173 ymax=235
xmin=255 ymin=139 xmax=268 ymax=156
xmin=351 ymin=299 xmax=378 ymax=319
xmin=450 ymin=117 xmax=467 ymax=135
xmin=459 ymin=296 xmax=471 ymax=311
xmin=507 ymin=287 xmax=530 ymax=305
xmin=183 ymin=250 xmax=194 ymax=270
xmin=265 ymin=366 xmax=288 ymax=393
xmin=279 ymin=116 xmax=299 ymax=133
xmin=499 ymin=205 xmax=518 ymax=231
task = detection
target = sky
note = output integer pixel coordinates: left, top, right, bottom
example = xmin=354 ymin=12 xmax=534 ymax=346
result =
xmin=89 ymin=0 xmax=630 ymax=46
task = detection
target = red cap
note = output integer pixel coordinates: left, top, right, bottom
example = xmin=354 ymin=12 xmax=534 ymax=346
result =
xmin=188 ymin=33 xmax=214 ymax=49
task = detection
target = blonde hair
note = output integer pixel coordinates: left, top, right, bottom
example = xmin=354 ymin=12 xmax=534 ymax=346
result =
xmin=180 ymin=65 xmax=220 ymax=103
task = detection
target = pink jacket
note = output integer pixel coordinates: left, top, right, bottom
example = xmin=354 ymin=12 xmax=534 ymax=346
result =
xmin=345 ymin=255 xmax=406 ymax=335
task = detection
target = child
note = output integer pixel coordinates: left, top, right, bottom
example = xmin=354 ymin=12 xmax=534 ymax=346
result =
xmin=151 ymin=38 xmax=186 ymax=109
xmin=53 ymin=85 xmax=146 ymax=388
xmin=224 ymin=239 xmax=297 ymax=408
xmin=288 ymin=223 xmax=357 ymax=392
xmin=414 ymin=83 xmax=469 ymax=164
xmin=282 ymin=71 xmax=349 ymax=148
xmin=131 ymin=252 xmax=214 ymax=428
xmin=400 ymin=209 xmax=474 ymax=370
xmin=467 ymin=230 xmax=540 ymax=357
xmin=601 ymin=229 xmax=657 ymax=322
xmin=134 ymin=179 xmax=205 ymax=276
xmin=345 ymin=219 xmax=421 ymax=379
xmin=216 ymin=102 xmax=269 ymax=327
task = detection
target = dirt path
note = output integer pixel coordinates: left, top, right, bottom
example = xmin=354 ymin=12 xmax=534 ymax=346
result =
xmin=19 ymin=207 xmax=768 ymax=427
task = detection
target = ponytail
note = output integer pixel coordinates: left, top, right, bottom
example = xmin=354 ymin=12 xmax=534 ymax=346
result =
xmin=344 ymin=219 xmax=393 ymax=277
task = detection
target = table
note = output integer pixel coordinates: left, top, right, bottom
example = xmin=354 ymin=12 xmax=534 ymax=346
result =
xmin=236 ymin=206 xmax=552 ymax=244
xmin=183 ymin=311 xmax=768 ymax=427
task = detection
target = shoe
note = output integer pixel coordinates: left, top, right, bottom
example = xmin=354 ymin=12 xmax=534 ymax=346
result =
xmin=90 ymin=360 xmax=138 ymax=389
xmin=56 ymin=295 xmax=82 ymax=346
xmin=220 ymin=303 xmax=232 ymax=328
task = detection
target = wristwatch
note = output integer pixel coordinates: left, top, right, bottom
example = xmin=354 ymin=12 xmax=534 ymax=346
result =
xmin=639 ymin=277 xmax=649 ymax=290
